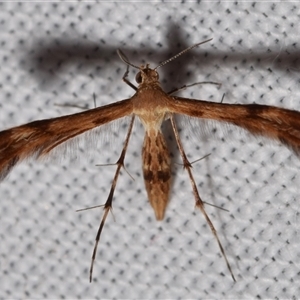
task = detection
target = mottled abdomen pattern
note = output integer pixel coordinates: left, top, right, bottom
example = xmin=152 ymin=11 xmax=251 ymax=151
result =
xmin=142 ymin=130 xmax=171 ymax=220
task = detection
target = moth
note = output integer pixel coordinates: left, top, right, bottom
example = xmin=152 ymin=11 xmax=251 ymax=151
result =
xmin=1 ymin=39 xmax=300 ymax=282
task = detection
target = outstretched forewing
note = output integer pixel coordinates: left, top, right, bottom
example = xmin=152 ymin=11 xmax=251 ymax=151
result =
xmin=170 ymin=96 xmax=300 ymax=155
xmin=0 ymin=99 xmax=133 ymax=180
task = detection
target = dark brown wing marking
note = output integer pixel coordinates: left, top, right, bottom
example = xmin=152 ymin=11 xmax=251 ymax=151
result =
xmin=171 ymin=96 xmax=300 ymax=155
xmin=0 ymin=99 xmax=133 ymax=180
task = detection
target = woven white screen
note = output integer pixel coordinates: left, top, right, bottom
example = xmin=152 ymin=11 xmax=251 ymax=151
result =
xmin=0 ymin=2 xmax=299 ymax=299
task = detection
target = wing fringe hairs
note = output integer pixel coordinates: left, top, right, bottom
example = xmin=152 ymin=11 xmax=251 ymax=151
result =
xmin=0 ymin=99 xmax=132 ymax=181
xmin=0 ymin=97 xmax=300 ymax=182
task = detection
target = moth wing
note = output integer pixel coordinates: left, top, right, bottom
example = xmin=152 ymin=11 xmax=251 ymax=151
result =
xmin=170 ymin=96 xmax=300 ymax=156
xmin=0 ymin=99 xmax=133 ymax=181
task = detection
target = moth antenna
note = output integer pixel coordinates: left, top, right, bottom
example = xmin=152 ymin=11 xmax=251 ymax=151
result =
xmin=155 ymin=38 xmax=213 ymax=70
xmin=117 ymin=49 xmax=140 ymax=69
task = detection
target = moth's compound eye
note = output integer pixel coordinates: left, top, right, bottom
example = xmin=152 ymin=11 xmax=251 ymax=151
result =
xmin=135 ymin=72 xmax=142 ymax=84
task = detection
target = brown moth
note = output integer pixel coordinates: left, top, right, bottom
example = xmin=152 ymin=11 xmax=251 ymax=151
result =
xmin=1 ymin=39 xmax=300 ymax=282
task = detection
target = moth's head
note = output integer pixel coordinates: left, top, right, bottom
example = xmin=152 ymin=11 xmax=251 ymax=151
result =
xmin=136 ymin=64 xmax=159 ymax=85
xmin=116 ymin=38 xmax=212 ymax=88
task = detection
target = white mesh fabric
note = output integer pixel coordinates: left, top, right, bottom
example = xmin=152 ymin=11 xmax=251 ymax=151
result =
xmin=0 ymin=2 xmax=299 ymax=299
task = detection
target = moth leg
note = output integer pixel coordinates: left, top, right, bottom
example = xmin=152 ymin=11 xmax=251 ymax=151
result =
xmin=167 ymin=81 xmax=221 ymax=95
xmin=118 ymin=50 xmax=138 ymax=91
xmin=169 ymin=115 xmax=236 ymax=282
xmin=89 ymin=115 xmax=135 ymax=282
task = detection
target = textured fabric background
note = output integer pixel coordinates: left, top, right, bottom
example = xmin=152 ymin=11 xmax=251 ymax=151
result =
xmin=0 ymin=2 xmax=300 ymax=299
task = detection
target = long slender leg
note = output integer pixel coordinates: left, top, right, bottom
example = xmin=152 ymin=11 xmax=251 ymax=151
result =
xmin=169 ymin=115 xmax=236 ymax=282
xmin=167 ymin=81 xmax=221 ymax=95
xmin=122 ymin=68 xmax=137 ymax=91
xmin=89 ymin=115 xmax=135 ymax=282
xmin=119 ymin=50 xmax=138 ymax=91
